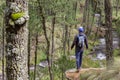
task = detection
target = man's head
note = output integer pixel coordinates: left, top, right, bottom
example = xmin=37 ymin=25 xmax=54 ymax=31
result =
xmin=78 ymin=27 xmax=84 ymax=33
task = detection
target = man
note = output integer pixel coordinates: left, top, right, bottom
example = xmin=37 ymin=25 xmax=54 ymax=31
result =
xmin=71 ymin=27 xmax=88 ymax=72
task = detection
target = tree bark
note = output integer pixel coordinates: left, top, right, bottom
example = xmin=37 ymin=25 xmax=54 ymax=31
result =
xmin=104 ymin=0 xmax=114 ymax=69
xmin=5 ymin=0 xmax=29 ymax=80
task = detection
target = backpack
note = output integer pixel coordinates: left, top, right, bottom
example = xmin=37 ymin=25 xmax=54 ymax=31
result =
xmin=77 ymin=35 xmax=85 ymax=47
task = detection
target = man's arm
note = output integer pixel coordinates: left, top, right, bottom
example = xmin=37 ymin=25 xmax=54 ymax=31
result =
xmin=71 ymin=35 xmax=77 ymax=50
xmin=84 ymin=36 xmax=88 ymax=49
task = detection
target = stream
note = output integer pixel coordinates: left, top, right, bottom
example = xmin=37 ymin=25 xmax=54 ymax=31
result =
xmin=92 ymin=31 xmax=119 ymax=60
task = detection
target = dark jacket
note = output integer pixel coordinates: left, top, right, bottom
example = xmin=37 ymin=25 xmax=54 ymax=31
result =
xmin=71 ymin=33 xmax=88 ymax=53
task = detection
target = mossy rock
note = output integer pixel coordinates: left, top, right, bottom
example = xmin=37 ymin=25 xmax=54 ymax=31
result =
xmin=11 ymin=12 xmax=25 ymax=20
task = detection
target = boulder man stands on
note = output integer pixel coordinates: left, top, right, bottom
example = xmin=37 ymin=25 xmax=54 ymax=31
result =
xmin=71 ymin=27 xmax=88 ymax=72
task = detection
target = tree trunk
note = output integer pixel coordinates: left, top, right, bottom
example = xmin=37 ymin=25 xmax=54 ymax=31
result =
xmin=67 ymin=26 xmax=71 ymax=55
xmin=63 ymin=25 xmax=68 ymax=55
xmin=50 ymin=14 xmax=56 ymax=80
xmin=34 ymin=33 xmax=38 ymax=80
xmin=42 ymin=13 xmax=53 ymax=80
xmin=87 ymin=0 xmax=97 ymax=36
xmin=82 ymin=0 xmax=88 ymax=26
xmin=51 ymin=14 xmax=55 ymax=66
xmin=116 ymin=0 xmax=119 ymax=16
xmin=28 ymin=26 xmax=31 ymax=79
xmin=104 ymin=0 xmax=114 ymax=69
xmin=118 ymin=34 xmax=120 ymax=50
xmin=38 ymin=1 xmax=53 ymax=80
xmin=2 ymin=19 xmax=5 ymax=80
xmin=73 ymin=1 xmax=77 ymax=19
xmin=86 ymin=0 xmax=90 ymax=35
xmin=5 ymin=0 xmax=29 ymax=80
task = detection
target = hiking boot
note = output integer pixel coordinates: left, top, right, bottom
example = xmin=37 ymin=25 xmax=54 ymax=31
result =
xmin=75 ymin=70 xmax=79 ymax=73
xmin=75 ymin=69 xmax=80 ymax=73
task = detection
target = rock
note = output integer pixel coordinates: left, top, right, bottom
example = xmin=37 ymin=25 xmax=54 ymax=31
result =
xmin=65 ymin=69 xmax=80 ymax=80
xmin=69 ymin=55 xmax=76 ymax=60
xmin=29 ymin=66 xmax=35 ymax=70
xmin=96 ymin=52 xmax=106 ymax=60
xmin=65 ymin=68 xmax=105 ymax=80
xmin=39 ymin=61 xmax=48 ymax=68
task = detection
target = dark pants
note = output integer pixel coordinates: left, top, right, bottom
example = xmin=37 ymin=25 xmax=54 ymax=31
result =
xmin=75 ymin=50 xmax=83 ymax=69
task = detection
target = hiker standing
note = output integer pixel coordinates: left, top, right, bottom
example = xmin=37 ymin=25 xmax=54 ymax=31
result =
xmin=71 ymin=27 xmax=88 ymax=72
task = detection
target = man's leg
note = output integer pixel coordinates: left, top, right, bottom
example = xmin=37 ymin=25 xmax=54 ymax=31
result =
xmin=79 ymin=51 xmax=83 ymax=69
xmin=75 ymin=52 xmax=80 ymax=69
xmin=75 ymin=50 xmax=83 ymax=72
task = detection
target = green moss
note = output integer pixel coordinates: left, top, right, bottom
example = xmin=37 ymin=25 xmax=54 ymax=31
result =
xmin=11 ymin=12 xmax=25 ymax=20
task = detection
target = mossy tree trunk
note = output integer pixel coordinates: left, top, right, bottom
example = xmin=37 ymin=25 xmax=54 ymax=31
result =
xmin=104 ymin=0 xmax=114 ymax=69
xmin=5 ymin=0 xmax=29 ymax=80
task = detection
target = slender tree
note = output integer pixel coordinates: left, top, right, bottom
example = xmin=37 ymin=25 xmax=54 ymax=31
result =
xmin=28 ymin=26 xmax=31 ymax=79
xmin=34 ymin=32 xmax=38 ymax=80
xmin=38 ymin=1 xmax=53 ymax=80
xmin=51 ymin=13 xmax=56 ymax=67
xmin=2 ymin=17 xmax=5 ymax=80
xmin=116 ymin=0 xmax=119 ymax=16
xmin=104 ymin=0 xmax=114 ymax=69
xmin=5 ymin=0 xmax=29 ymax=79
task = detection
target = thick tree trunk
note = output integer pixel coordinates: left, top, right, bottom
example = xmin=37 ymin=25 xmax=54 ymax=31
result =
xmin=104 ymin=0 xmax=114 ymax=69
xmin=5 ymin=0 xmax=29 ymax=80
